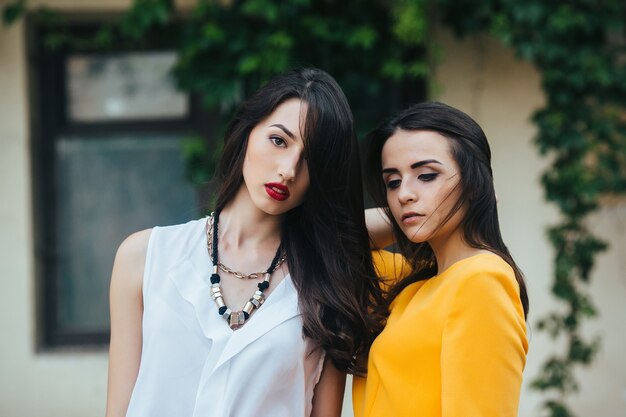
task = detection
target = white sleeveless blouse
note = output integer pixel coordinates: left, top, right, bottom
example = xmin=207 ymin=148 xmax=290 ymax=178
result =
xmin=125 ymin=218 xmax=325 ymax=417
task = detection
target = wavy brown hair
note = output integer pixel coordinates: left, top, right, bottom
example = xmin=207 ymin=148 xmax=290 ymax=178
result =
xmin=366 ymin=101 xmax=529 ymax=318
xmin=213 ymin=68 xmax=385 ymax=374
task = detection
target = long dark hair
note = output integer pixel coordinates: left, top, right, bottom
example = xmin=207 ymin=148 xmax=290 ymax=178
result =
xmin=213 ymin=68 xmax=385 ymax=374
xmin=366 ymin=101 xmax=529 ymax=318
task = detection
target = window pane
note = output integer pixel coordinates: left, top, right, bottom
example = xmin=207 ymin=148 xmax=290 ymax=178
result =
xmin=66 ymin=52 xmax=188 ymax=122
xmin=54 ymin=135 xmax=197 ymax=333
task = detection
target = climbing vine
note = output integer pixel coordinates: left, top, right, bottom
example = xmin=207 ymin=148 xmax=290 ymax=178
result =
xmin=439 ymin=1 xmax=626 ymax=415
xmin=4 ymin=1 xmax=626 ymax=415
xmin=3 ymin=0 xmax=428 ymax=184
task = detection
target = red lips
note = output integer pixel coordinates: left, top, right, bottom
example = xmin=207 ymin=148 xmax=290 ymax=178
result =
xmin=265 ymin=183 xmax=290 ymax=201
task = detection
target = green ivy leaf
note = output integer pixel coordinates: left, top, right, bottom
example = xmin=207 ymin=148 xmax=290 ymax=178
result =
xmin=347 ymin=26 xmax=377 ymax=49
xmin=238 ymin=55 xmax=262 ymax=74
xmin=2 ymin=0 xmax=26 ymax=26
xmin=392 ymin=0 xmax=427 ymax=45
xmin=381 ymin=60 xmax=405 ymax=80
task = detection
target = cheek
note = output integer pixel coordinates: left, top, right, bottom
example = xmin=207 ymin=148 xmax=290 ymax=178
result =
xmin=246 ymin=141 xmax=261 ymax=163
xmin=301 ymin=162 xmax=310 ymax=184
xmin=242 ymin=141 xmax=269 ymax=179
xmin=242 ymin=142 xmax=258 ymax=176
xmin=386 ymin=195 xmax=403 ymax=221
xmin=297 ymin=178 xmax=310 ymax=202
xmin=241 ymin=155 xmax=251 ymax=180
xmin=297 ymin=165 xmax=310 ymax=194
xmin=440 ymin=184 xmax=460 ymax=208
xmin=433 ymin=186 xmax=462 ymax=225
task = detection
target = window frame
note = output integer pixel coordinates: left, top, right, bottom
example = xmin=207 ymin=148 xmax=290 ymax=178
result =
xmin=28 ymin=15 xmax=210 ymax=348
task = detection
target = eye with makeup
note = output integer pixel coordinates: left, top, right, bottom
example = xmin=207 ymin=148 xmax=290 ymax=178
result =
xmin=418 ymin=172 xmax=439 ymax=182
xmin=269 ymin=135 xmax=287 ymax=147
xmin=384 ymin=177 xmax=402 ymax=190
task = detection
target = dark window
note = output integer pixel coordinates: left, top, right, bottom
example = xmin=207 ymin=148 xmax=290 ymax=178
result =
xmin=29 ymin=20 xmax=209 ymax=347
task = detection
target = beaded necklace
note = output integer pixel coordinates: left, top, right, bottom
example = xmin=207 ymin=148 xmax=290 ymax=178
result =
xmin=206 ymin=210 xmax=284 ymax=329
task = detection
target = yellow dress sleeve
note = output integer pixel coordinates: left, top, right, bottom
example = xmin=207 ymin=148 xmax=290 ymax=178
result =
xmin=440 ymin=270 xmax=528 ymax=417
xmin=371 ymin=250 xmax=411 ymax=289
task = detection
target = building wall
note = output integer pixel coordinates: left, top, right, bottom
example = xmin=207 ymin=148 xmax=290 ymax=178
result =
xmin=432 ymin=28 xmax=626 ymax=417
xmin=0 ymin=2 xmax=624 ymax=416
xmin=0 ymin=7 xmax=109 ymax=417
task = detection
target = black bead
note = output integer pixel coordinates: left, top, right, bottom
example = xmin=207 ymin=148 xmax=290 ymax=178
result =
xmin=243 ymin=311 xmax=250 ymax=320
xmin=218 ymin=306 xmax=227 ymax=315
xmin=258 ymin=281 xmax=269 ymax=290
xmin=210 ymin=273 xmax=220 ymax=284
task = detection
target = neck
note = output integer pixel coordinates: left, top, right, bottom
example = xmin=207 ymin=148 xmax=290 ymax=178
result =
xmin=429 ymin=228 xmax=485 ymax=274
xmin=218 ymin=185 xmax=283 ymax=250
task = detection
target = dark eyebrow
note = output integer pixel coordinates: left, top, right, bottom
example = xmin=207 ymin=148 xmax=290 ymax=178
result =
xmin=382 ymin=159 xmax=442 ymax=174
xmin=270 ymin=124 xmax=295 ymax=139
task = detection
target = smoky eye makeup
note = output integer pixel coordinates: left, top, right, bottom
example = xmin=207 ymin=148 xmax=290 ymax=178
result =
xmin=382 ymin=173 xmax=401 ymax=189
xmin=386 ymin=179 xmax=402 ymax=189
xmin=418 ymin=172 xmax=439 ymax=182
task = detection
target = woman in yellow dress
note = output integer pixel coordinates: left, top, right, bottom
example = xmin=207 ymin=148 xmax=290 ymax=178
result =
xmin=355 ymin=102 xmax=529 ymax=417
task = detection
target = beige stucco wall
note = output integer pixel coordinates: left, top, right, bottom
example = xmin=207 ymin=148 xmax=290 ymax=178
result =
xmin=1 ymin=2 xmax=196 ymax=417
xmin=431 ymin=28 xmax=626 ymax=417
xmin=344 ymin=23 xmax=626 ymax=417
xmin=0 ymin=9 xmax=109 ymax=417
xmin=433 ymin=28 xmax=553 ymax=417
xmin=1 ymin=2 xmax=624 ymax=416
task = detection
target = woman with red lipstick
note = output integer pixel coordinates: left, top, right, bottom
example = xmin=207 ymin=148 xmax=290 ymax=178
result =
xmin=106 ymin=68 xmax=383 ymax=417
xmin=355 ymin=102 xmax=529 ymax=417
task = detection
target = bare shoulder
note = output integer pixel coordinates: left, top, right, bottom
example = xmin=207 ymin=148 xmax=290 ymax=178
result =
xmin=111 ymin=228 xmax=154 ymax=292
xmin=116 ymin=228 xmax=153 ymax=261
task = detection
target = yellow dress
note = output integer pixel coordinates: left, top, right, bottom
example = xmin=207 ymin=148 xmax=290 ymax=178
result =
xmin=354 ymin=251 xmax=528 ymax=417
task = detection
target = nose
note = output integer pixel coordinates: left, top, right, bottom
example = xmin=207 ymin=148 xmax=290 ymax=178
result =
xmin=278 ymin=150 xmax=302 ymax=182
xmin=397 ymin=181 xmax=417 ymax=205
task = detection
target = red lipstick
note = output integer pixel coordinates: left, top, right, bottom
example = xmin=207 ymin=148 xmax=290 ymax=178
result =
xmin=265 ymin=183 xmax=290 ymax=201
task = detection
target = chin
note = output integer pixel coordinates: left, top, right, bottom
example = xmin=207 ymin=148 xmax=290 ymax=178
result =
xmin=259 ymin=199 xmax=295 ymax=216
xmin=401 ymin=227 xmax=429 ymax=244
xmin=252 ymin=189 xmax=305 ymax=217
xmin=257 ymin=203 xmax=288 ymax=216
xmin=264 ymin=207 xmax=290 ymax=216
xmin=407 ymin=236 xmax=427 ymax=244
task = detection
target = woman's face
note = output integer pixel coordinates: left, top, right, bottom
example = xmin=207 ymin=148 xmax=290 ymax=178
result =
xmin=381 ymin=129 xmax=464 ymax=245
xmin=242 ymin=98 xmax=310 ymax=216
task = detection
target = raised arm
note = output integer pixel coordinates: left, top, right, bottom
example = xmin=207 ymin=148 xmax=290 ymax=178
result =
xmin=365 ymin=207 xmax=394 ymax=249
xmin=105 ymin=229 xmax=151 ymax=417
